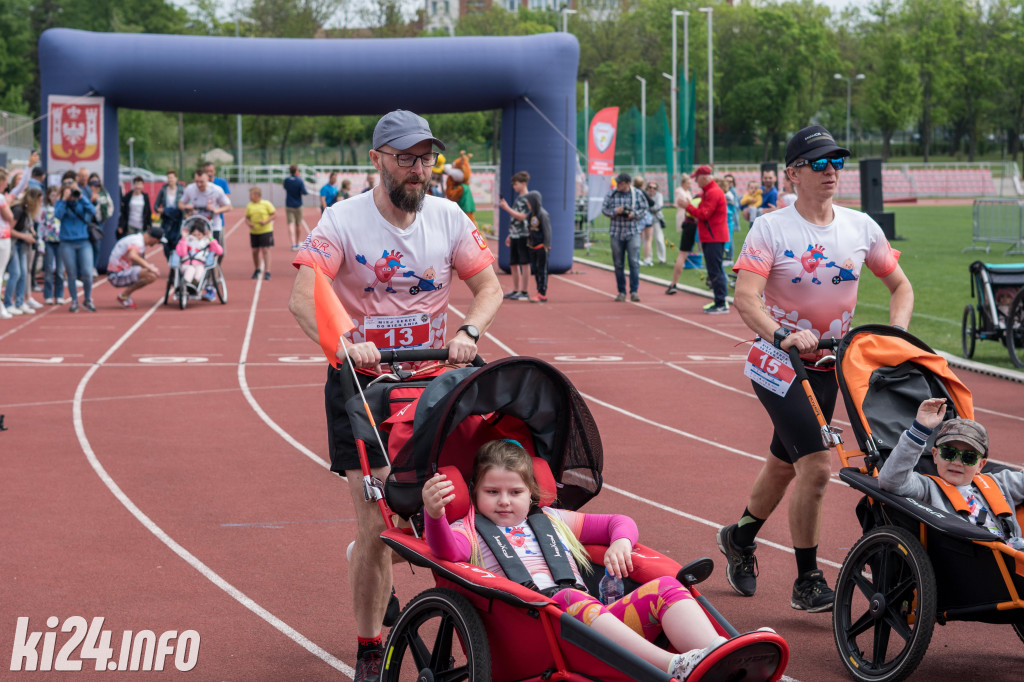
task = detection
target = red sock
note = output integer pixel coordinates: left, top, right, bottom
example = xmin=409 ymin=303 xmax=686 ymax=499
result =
xmin=357 ymin=635 xmax=382 ymax=654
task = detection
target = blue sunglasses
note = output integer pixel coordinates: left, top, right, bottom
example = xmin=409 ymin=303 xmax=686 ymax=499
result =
xmin=792 ymin=157 xmax=846 ymax=172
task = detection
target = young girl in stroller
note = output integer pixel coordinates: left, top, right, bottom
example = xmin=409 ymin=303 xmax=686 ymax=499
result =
xmin=422 ymin=438 xmax=766 ymax=681
xmin=175 ymin=219 xmax=223 ymax=296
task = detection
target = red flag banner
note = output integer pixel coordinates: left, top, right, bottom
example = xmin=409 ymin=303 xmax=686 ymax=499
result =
xmin=313 ymin=264 xmax=356 ymax=368
xmin=587 ymin=107 xmax=619 ymax=176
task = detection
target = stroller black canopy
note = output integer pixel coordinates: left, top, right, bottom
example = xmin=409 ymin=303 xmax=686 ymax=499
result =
xmin=384 ymin=357 xmax=603 ymax=518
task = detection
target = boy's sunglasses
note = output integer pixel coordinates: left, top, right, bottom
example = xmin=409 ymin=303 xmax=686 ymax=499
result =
xmin=938 ymin=445 xmax=983 ymax=466
xmin=791 ymin=157 xmax=846 ymax=172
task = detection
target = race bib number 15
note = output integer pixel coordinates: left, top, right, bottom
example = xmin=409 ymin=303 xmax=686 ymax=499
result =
xmin=743 ymin=338 xmax=796 ymax=397
xmin=364 ymin=314 xmax=431 ymax=350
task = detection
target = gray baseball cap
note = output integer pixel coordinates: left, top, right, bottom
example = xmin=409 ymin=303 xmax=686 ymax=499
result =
xmin=372 ymin=110 xmax=446 ymax=152
xmin=936 ymin=418 xmax=989 ymax=456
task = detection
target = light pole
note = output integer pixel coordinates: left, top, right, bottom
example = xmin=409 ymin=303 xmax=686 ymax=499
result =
xmin=699 ymin=7 xmax=713 ymax=166
xmin=667 ymin=9 xmax=688 ymax=191
xmin=561 ymin=7 xmax=576 ymax=33
xmin=127 ymin=137 xmax=135 ymax=171
xmin=834 ymin=73 xmax=865 ymax=150
xmin=236 ymin=3 xmax=243 ymax=183
xmin=636 ymin=75 xmax=646 ymax=175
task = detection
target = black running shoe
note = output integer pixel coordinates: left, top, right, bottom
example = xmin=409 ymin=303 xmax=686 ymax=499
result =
xmin=354 ymin=647 xmax=383 ymax=682
xmin=791 ymin=569 xmax=835 ymax=612
xmin=717 ymin=524 xmax=758 ymax=597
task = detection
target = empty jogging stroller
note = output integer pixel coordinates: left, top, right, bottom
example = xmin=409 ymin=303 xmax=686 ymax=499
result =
xmin=342 ymin=351 xmax=790 ymax=681
xmin=801 ymin=325 xmax=1024 ymax=681
xmin=961 ymin=260 xmax=1024 ymax=368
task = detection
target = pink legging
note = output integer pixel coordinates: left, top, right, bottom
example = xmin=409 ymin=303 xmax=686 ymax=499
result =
xmin=553 ymin=576 xmax=694 ymax=642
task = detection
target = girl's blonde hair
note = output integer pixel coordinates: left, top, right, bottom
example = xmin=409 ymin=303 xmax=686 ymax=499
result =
xmin=467 ymin=440 xmax=591 ymax=574
xmin=15 ymin=187 xmax=43 ymax=219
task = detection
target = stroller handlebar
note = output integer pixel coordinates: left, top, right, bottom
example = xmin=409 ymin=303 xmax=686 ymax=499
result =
xmin=787 ymin=339 xmax=840 ymax=383
xmin=378 ymin=349 xmax=485 ymax=367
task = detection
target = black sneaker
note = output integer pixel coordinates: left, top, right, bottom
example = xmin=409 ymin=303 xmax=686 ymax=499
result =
xmin=251 ymin=270 xmax=260 ymax=279
xmin=791 ymin=569 xmax=835 ymax=612
xmin=717 ymin=524 xmax=758 ymax=597
xmin=354 ymin=647 xmax=383 ymax=682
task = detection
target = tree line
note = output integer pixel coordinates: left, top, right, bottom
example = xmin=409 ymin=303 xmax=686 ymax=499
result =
xmin=1 ymin=0 xmax=1021 ymax=167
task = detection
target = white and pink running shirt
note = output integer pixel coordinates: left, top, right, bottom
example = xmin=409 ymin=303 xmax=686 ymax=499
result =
xmin=107 ymin=233 xmax=145 ymax=272
xmin=292 ymin=191 xmax=494 ymax=352
xmin=734 ymin=204 xmax=901 ymax=346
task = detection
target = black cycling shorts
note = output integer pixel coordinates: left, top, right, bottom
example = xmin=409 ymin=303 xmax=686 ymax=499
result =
xmin=678 ymin=221 xmax=698 ymax=252
xmin=752 ymin=365 xmax=838 ymax=463
xmin=324 ymin=364 xmax=389 ymax=476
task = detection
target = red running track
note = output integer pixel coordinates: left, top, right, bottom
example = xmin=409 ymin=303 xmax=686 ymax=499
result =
xmin=2 ymin=207 xmax=1023 ymax=680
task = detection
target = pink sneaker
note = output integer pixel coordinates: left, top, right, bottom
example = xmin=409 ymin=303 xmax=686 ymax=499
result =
xmin=117 ymin=294 xmax=137 ymax=309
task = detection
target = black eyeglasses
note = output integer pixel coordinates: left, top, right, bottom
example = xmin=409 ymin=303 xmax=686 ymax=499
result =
xmin=938 ymin=445 xmax=983 ymax=466
xmin=792 ymin=157 xmax=845 ymax=172
xmin=378 ymin=151 xmax=439 ymax=168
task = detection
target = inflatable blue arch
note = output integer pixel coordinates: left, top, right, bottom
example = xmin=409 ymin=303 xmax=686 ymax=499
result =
xmin=38 ymin=28 xmax=579 ymax=272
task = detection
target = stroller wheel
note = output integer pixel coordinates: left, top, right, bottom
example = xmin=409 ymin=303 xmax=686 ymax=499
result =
xmin=1013 ymin=623 xmax=1024 ymax=647
xmin=163 ymin=273 xmax=173 ymax=306
xmin=178 ymin=276 xmax=188 ymax=310
xmin=1006 ymin=289 xmax=1024 ymax=369
xmin=961 ymin=305 xmax=976 ymax=359
xmin=214 ymin=267 xmax=228 ymax=304
xmin=383 ymin=587 xmax=490 ymax=682
xmin=832 ymin=525 xmax=936 ymax=682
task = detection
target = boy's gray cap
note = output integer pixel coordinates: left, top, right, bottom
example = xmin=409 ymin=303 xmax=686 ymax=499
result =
xmin=936 ymin=418 xmax=989 ymax=456
xmin=372 ymin=110 xmax=445 ymax=152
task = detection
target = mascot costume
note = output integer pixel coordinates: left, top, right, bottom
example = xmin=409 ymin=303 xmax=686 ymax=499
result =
xmin=444 ymin=150 xmax=477 ymax=226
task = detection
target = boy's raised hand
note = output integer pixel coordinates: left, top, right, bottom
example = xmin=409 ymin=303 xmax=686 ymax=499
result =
xmin=422 ymin=473 xmax=456 ymax=520
xmin=916 ymin=398 xmax=947 ymax=430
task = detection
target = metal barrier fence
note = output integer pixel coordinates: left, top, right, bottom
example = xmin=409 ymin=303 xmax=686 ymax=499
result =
xmin=967 ymin=198 xmax=1024 ymax=255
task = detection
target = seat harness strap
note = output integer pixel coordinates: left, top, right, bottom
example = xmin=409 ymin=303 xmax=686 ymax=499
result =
xmin=925 ymin=473 xmax=1013 ymax=538
xmin=474 ymin=509 xmax=586 ymax=595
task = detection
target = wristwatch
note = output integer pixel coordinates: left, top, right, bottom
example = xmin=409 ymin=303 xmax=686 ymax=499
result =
xmin=772 ymin=327 xmax=791 ymax=349
xmin=457 ymin=324 xmax=480 ymax=343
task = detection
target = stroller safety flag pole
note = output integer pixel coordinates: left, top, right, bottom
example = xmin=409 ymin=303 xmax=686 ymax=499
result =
xmin=312 ymin=264 xmax=392 ymax=521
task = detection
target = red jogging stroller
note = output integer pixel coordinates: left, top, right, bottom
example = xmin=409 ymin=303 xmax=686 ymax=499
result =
xmin=343 ymin=351 xmax=789 ymax=681
xmin=781 ymin=325 xmax=1024 ymax=682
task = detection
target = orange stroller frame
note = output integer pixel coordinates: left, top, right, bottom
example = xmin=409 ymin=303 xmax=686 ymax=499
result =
xmin=341 ymin=351 xmax=790 ymax=682
xmin=785 ymin=325 xmax=1024 ymax=682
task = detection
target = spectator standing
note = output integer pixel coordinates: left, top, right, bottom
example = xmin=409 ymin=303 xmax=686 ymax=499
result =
xmin=56 ymin=180 xmax=98 ymax=312
xmin=497 ymin=170 xmax=533 ymax=300
xmin=40 ymin=185 xmax=66 ymax=305
xmin=283 ymin=164 xmax=309 ymax=251
xmin=320 ymin=171 xmax=340 ymax=212
xmin=758 ymin=169 xmax=778 ymax=217
xmin=245 ymin=186 xmax=276 ymax=280
xmin=643 ymin=181 xmax=667 ymax=266
xmin=633 ymin=176 xmax=657 ymax=267
xmin=602 ymin=172 xmax=648 ymax=302
xmin=203 ymin=161 xmax=231 ymax=234
xmin=287 ymin=109 xmax=502 ymax=682
xmin=665 ymin=175 xmax=699 ymax=295
xmin=740 ymin=181 xmax=762 ymax=225
xmin=523 ymin=190 xmax=551 ymax=302
xmin=28 ymin=165 xmax=46 ymax=193
xmin=0 ymin=170 xmax=11 ymax=319
xmin=719 ymin=125 xmax=913 ymax=613
xmin=684 ymin=166 xmax=730 ymax=314
xmin=154 ymin=170 xmax=185 ymax=259
xmin=107 ymin=226 xmax=163 ymax=309
xmin=361 ymin=171 xmax=377 ymax=193
xmin=4 ymin=188 xmax=44 ymax=315
xmin=117 ymin=176 xmax=153 ymax=238
xmin=339 ymin=179 xmax=351 ymax=201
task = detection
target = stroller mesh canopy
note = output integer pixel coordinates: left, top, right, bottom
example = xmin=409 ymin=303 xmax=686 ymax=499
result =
xmin=385 ymin=357 xmax=604 ymax=519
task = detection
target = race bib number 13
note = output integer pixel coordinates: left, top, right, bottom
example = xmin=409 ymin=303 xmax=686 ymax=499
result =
xmin=364 ymin=314 xmax=431 ymax=350
xmin=743 ymin=338 xmax=796 ymax=397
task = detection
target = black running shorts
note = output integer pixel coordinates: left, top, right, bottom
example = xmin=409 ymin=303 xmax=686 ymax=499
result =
xmin=324 ymin=364 xmax=389 ymax=476
xmin=509 ymin=236 xmax=530 ymax=266
xmin=752 ymin=365 xmax=838 ymax=463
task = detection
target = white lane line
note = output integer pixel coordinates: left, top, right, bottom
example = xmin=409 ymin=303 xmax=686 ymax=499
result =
xmin=73 ymin=243 xmax=351 ymax=676
xmin=236 ymin=271 xmax=330 ymax=470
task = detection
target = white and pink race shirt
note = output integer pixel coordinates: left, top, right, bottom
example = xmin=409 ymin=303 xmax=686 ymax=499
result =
xmin=107 ymin=233 xmax=145 ymax=272
xmin=292 ymin=191 xmax=494 ymax=352
xmin=734 ymin=204 xmax=900 ymax=348
xmin=0 ymin=194 xmax=9 ymax=239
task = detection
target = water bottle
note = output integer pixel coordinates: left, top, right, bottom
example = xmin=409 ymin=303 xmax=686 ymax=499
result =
xmin=598 ymin=569 xmax=624 ymax=605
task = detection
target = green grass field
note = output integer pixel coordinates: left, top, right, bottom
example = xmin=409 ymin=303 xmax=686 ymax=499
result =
xmin=569 ymin=204 xmax=1024 ymax=371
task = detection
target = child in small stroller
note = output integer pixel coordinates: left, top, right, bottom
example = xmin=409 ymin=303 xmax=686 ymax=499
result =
xmin=422 ymin=438 xmax=740 ymax=681
xmin=176 ymin=218 xmax=223 ymax=296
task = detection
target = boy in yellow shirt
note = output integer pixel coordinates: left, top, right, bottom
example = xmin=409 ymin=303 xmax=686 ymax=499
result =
xmin=245 ymin=186 xmax=276 ymax=280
